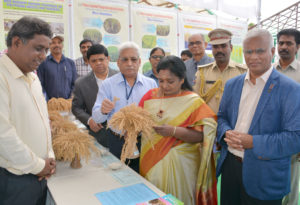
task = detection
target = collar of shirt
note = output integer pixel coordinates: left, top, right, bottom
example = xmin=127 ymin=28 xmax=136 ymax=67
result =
xmin=275 ymin=58 xmax=298 ymax=71
xmin=145 ymin=69 xmax=157 ymax=79
xmin=94 ymin=72 xmax=108 ymax=84
xmin=245 ymin=66 xmax=273 ymax=85
xmin=2 ymin=54 xmax=23 ymax=79
xmin=2 ymin=54 xmax=36 ymax=84
xmin=80 ymin=57 xmax=88 ymax=66
xmin=193 ymin=53 xmax=209 ymax=65
xmin=49 ymin=54 xmax=66 ymax=63
xmin=211 ymin=60 xmax=236 ymax=71
xmin=115 ymin=72 xmax=144 ymax=86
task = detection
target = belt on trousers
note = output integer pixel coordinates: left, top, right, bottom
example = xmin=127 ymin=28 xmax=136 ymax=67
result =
xmin=108 ymin=129 xmax=142 ymax=138
xmin=230 ymin=152 xmax=243 ymax=163
xmin=108 ymin=129 xmax=121 ymax=137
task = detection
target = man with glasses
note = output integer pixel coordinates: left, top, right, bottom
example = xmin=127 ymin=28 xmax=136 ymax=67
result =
xmin=92 ymin=42 xmax=157 ymax=172
xmin=217 ymin=28 xmax=300 ymax=205
xmin=274 ymin=28 xmax=300 ymax=205
xmin=75 ymin=39 xmax=93 ymax=77
xmin=72 ymin=44 xmax=118 ymax=147
xmin=185 ymin=33 xmax=214 ymax=86
xmin=194 ymin=28 xmax=247 ymax=114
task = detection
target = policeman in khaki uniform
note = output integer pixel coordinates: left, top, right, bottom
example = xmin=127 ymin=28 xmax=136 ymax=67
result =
xmin=194 ymin=28 xmax=247 ymax=114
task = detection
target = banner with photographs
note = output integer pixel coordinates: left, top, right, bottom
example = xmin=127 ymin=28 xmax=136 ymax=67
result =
xmin=178 ymin=13 xmax=216 ymax=57
xmin=73 ymin=0 xmax=129 ymax=70
xmin=132 ymin=5 xmax=178 ymax=74
xmin=0 ymin=0 xmax=69 ymax=56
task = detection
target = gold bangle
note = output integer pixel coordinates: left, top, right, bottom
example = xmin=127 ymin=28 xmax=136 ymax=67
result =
xmin=172 ymin=126 xmax=177 ymax=137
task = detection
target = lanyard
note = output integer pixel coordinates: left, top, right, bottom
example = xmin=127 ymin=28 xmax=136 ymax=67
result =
xmin=122 ymin=74 xmax=136 ymax=102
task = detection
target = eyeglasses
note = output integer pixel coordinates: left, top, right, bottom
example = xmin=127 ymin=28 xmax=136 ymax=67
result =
xmin=188 ymin=41 xmax=202 ymax=46
xmin=119 ymin=57 xmax=139 ymax=63
xmin=151 ymin=55 xmax=164 ymax=60
xmin=243 ymin=48 xmax=266 ymax=56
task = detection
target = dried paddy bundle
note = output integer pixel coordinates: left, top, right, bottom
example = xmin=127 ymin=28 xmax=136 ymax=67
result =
xmin=51 ymin=119 xmax=78 ymax=137
xmin=52 ymin=130 xmax=100 ymax=163
xmin=48 ymin=110 xmax=64 ymax=122
xmin=108 ymin=104 xmax=156 ymax=162
xmin=48 ymin=98 xmax=72 ymax=112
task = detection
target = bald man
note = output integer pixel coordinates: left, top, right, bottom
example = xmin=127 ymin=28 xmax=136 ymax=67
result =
xmin=184 ymin=33 xmax=214 ymax=86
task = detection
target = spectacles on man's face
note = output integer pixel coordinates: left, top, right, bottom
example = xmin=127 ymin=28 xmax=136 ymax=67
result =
xmin=243 ymin=48 xmax=266 ymax=56
xmin=151 ymin=55 xmax=164 ymax=60
xmin=188 ymin=41 xmax=202 ymax=46
xmin=119 ymin=57 xmax=139 ymax=63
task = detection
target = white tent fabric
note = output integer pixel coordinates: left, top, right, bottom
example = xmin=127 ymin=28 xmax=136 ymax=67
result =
xmin=168 ymin=0 xmax=217 ymax=10
xmin=156 ymin=0 xmax=257 ymax=18
xmin=220 ymin=0 xmax=257 ymax=18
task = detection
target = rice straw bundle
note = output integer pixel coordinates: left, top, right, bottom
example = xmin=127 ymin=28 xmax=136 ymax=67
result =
xmin=48 ymin=107 xmax=100 ymax=166
xmin=52 ymin=130 xmax=100 ymax=162
xmin=108 ymin=104 xmax=156 ymax=162
xmin=47 ymin=98 xmax=72 ymax=112
xmin=51 ymin=120 xmax=78 ymax=137
xmin=48 ymin=111 xmax=64 ymax=122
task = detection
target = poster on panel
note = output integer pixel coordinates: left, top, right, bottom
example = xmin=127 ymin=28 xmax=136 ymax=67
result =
xmin=1 ymin=0 xmax=69 ymax=56
xmin=73 ymin=0 xmax=129 ymax=70
xmin=217 ymin=18 xmax=248 ymax=63
xmin=132 ymin=5 xmax=178 ymax=74
xmin=178 ymin=13 xmax=217 ymax=58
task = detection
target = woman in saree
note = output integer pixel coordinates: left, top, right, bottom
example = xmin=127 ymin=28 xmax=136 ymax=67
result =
xmin=139 ymin=56 xmax=218 ymax=205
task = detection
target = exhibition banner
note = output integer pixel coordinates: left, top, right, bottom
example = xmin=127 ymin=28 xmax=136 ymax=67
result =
xmin=1 ymin=0 xmax=69 ymax=55
xmin=178 ymin=13 xmax=216 ymax=56
xmin=73 ymin=0 xmax=129 ymax=70
xmin=132 ymin=5 xmax=178 ymax=73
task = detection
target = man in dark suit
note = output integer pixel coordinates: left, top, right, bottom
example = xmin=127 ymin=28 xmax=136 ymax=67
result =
xmin=72 ymin=44 xmax=118 ymax=146
xmin=217 ymin=28 xmax=300 ymax=205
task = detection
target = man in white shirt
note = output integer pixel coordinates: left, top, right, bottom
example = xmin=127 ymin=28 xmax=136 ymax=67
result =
xmin=274 ymin=28 xmax=300 ymax=205
xmin=92 ymin=42 xmax=157 ymax=172
xmin=0 ymin=16 xmax=55 ymax=205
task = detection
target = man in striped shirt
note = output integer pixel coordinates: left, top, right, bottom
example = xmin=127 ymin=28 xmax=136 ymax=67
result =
xmin=75 ymin=39 xmax=93 ymax=77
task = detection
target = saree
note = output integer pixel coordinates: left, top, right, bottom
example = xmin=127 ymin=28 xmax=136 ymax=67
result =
xmin=139 ymin=88 xmax=218 ymax=205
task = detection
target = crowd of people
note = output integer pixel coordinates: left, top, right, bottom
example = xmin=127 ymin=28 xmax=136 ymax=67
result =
xmin=0 ymin=16 xmax=300 ymax=205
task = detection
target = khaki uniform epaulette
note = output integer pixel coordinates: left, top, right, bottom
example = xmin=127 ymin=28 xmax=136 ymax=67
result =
xmin=234 ymin=63 xmax=248 ymax=71
xmin=197 ymin=62 xmax=214 ymax=70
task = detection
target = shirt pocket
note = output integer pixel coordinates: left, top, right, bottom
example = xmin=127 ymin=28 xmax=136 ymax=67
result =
xmin=64 ymin=64 xmax=73 ymax=86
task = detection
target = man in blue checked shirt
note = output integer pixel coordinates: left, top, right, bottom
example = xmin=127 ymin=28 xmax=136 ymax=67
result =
xmin=92 ymin=42 xmax=157 ymax=172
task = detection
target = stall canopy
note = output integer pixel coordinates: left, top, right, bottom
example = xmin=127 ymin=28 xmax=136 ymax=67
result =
xmin=135 ymin=0 xmax=257 ymax=19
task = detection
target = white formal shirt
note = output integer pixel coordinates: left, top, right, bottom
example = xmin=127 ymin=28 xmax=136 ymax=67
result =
xmin=87 ymin=72 xmax=108 ymax=125
xmin=0 ymin=54 xmax=54 ymax=175
xmin=228 ymin=67 xmax=273 ymax=158
xmin=94 ymin=72 xmax=107 ymax=88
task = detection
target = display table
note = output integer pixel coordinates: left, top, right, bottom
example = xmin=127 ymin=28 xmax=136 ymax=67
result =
xmin=46 ymin=144 xmax=165 ymax=205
